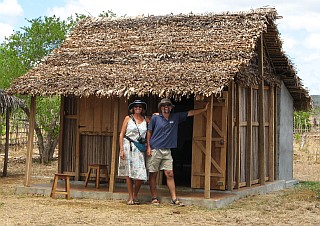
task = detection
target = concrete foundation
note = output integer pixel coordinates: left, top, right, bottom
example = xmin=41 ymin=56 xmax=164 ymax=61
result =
xmin=15 ymin=179 xmax=298 ymax=209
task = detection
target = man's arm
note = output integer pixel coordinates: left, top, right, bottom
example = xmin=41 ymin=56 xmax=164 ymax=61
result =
xmin=187 ymin=102 xmax=209 ymax=117
xmin=146 ymin=130 xmax=152 ymax=156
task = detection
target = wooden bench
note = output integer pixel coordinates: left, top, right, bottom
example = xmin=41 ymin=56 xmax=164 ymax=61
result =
xmin=50 ymin=173 xmax=73 ymax=199
xmin=84 ymin=164 xmax=109 ymax=189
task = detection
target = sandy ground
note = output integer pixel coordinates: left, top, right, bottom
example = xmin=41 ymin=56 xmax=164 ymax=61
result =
xmin=0 ymin=140 xmax=320 ymax=225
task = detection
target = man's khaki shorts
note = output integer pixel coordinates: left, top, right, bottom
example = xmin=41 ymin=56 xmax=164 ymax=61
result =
xmin=147 ymin=149 xmax=173 ymax=172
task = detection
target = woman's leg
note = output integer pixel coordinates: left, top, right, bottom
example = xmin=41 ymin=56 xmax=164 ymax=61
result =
xmin=126 ymin=176 xmax=134 ymax=203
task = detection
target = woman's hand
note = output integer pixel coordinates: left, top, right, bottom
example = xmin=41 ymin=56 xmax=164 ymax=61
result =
xmin=120 ymin=150 xmax=125 ymax=160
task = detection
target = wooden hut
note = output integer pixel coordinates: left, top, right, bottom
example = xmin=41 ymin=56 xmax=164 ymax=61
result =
xmin=7 ymin=8 xmax=311 ymax=198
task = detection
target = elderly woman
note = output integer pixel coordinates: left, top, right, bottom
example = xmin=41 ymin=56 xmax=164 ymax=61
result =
xmin=118 ymin=100 xmax=149 ymax=205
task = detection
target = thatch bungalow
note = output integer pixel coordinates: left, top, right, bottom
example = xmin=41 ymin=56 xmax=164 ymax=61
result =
xmin=7 ymin=8 xmax=311 ymax=205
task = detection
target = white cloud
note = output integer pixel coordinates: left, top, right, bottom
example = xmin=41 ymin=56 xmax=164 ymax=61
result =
xmin=305 ymin=34 xmax=320 ymax=50
xmin=284 ymin=13 xmax=320 ymax=32
xmin=0 ymin=22 xmax=13 ymax=42
xmin=0 ymin=0 xmax=23 ymax=16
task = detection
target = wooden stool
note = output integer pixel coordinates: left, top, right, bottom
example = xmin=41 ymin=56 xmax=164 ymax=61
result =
xmin=85 ymin=164 xmax=109 ymax=189
xmin=50 ymin=173 xmax=72 ymax=199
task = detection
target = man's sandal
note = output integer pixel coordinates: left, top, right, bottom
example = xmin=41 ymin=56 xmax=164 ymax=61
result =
xmin=170 ymin=199 xmax=185 ymax=207
xmin=133 ymin=199 xmax=140 ymax=205
xmin=151 ymin=197 xmax=160 ymax=205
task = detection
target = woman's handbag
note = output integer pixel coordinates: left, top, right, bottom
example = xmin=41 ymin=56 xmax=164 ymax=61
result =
xmin=132 ymin=141 xmax=147 ymax=152
xmin=125 ymin=135 xmax=146 ymax=152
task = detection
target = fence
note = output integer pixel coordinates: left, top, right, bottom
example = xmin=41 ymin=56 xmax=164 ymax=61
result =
xmin=294 ymin=115 xmax=320 ymax=163
xmin=0 ymin=110 xmax=54 ymax=153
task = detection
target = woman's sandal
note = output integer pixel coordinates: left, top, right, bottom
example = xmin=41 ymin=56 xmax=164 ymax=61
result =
xmin=151 ymin=197 xmax=160 ymax=205
xmin=170 ymin=199 xmax=185 ymax=207
xmin=127 ymin=200 xmax=134 ymax=205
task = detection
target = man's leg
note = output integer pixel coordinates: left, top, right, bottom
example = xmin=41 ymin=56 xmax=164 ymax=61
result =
xmin=133 ymin=180 xmax=142 ymax=204
xmin=164 ymin=170 xmax=176 ymax=201
xmin=149 ymin=171 xmax=158 ymax=198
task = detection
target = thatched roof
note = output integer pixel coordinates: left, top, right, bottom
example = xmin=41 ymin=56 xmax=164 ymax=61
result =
xmin=0 ymin=89 xmax=24 ymax=114
xmin=7 ymin=7 xmax=311 ymax=110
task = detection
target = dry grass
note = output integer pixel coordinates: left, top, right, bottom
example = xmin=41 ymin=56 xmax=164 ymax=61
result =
xmin=1 ymin=143 xmax=320 ymax=225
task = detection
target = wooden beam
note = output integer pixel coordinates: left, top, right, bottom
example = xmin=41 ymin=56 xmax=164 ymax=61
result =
xmin=227 ymin=81 xmax=235 ymax=191
xmin=258 ymin=35 xmax=266 ymax=185
xmin=246 ymin=88 xmax=253 ymax=187
xmin=204 ymin=95 xmax=213 ymax=199
xmin=24 ymin=96 xmax=36 ymax=186
xmin=109 ymin=98 xmax=119 ymax=192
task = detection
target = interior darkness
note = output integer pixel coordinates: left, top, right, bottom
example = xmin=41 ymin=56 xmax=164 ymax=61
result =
xmin=162 ymin=97 xmax=194 ymax=187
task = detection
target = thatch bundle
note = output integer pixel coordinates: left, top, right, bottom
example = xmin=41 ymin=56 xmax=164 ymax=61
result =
xmin=7 ymin=7 xmax=311 ymax=109
xmin=0 ymin=90 xmax=24 ymax=114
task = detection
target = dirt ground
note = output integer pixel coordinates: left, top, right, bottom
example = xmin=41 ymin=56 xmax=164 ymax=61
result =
xmin=1 ymin=139 xmax=320 ymax=225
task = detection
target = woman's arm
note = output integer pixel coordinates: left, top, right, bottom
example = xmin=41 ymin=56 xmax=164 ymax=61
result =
xmin=119 ymin=116 xmax=130 ymax=160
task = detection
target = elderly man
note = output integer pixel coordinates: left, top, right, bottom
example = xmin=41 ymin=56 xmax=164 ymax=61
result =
xmin=147 ymin=98 xmax=208 ymax=206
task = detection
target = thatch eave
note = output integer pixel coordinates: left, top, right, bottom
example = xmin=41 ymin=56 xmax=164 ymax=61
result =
xmin=7 ymin=8 xmax=311 ymax=109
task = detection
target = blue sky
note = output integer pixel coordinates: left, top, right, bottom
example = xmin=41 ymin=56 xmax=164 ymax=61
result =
xmin=1 ymin=0 xmax=319 ymax=95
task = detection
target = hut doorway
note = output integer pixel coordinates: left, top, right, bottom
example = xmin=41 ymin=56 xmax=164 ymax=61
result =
xmin=163 ymin=97 xmax=195 ymax=187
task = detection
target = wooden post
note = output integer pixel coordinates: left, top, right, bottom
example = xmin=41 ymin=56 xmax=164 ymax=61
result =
xmin=246 ymin=88 xmax=253 ymax=187
xmin=204 ymin=96 xmax=213 ymax=198
xmin=24 ymin=96 xmax=36 ymax=186
xmin=109 ymin=98 xmax=119 ymax=192
xmin=258 ymin=35 xmax=266 ymax=185
xmin=2 ymin=107 xmax=10 ymax=177
xmin=235 ymin=84 xmax=241 ymax=189
xmin=269 ymin=86 xmax=275 ymax=181
xmin=58 ymin=96 xmax=64 ymax=173
xmin=227 ymin=81 xmax=235 ymax=191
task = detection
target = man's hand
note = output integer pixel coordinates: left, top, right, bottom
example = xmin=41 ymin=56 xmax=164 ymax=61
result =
xmin=146 ymin=146 xmax=152 ymax=156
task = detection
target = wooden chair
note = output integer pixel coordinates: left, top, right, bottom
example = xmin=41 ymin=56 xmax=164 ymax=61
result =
xmin=84 ymin=164 xmax=109 ymax=189
xmin=50 ymin=173 xmax=73 ymax=199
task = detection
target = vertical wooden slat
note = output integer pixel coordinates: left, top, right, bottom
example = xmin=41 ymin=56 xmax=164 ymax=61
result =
xmin=204 ymin=96 xmax=213 ymax=198
xmin=191 ymin=100 xmax=205 ymax=188
xmin=24 ymin=96 xmax=36 ymax=186
xmin=58 ymin=96 xmax=65 ymax=173
xmin=258 ymin=35 xmax=266 ymax=185
xmin=75 ymin=97 xmax=80 ymax=180
xmin=227 ymin=81 xmax=235 ymax=191
xmin=235 ymin=84 xmax=241 ymax=189
xmin=246 ymin=88 xmax=253 ymax=187
xmin=274 ymin=87 xmax=278 ymax=180
xmin=269 ymin=86 xmax=275 ymax=181
xmin=109 ymin=98 xmax=119 ymax=192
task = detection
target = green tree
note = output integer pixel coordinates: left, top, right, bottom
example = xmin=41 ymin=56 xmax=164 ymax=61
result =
xmin=0 ymin=12 xmax=116 ymax=163
xmin=0 ymin=15 xmax=79 ymax=163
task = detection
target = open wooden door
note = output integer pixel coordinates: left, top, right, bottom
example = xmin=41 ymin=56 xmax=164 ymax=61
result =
xmin=191 ymin=92 xmax=228 ymax=190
